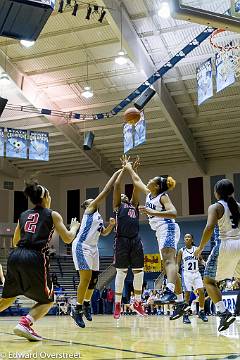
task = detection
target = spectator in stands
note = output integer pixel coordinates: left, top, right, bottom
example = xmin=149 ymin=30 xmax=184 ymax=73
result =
xmin=49 ymin=245 xmax=56 ymax=258
xmin=0 ymin=264 xmax=5 ymax=286
xmin=101 ymin=286 xmax=108 ymax=314
xmin=107 ymin=287 xmax=114 ymax=314
xmin=51 ymin=272 xmax=58 ymax=286
xmin=91 ymin=288 xmax=100 ymax=315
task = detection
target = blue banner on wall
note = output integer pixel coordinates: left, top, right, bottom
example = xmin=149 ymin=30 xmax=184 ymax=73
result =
xmin=123 ymin=123 xmax=134 ymax=154
xmin=0 ymin=128 xmax=4 ymax=157
xmin=134 ymin=111 xmax=146 ymax=147
xmin=29 ymin=131 xmax=49 ymax=161
xmin=197 ymin=58 xmax=213 ymax=105
xmin=6 ymin=128 xmax=27 ymax=159
xmin=215 ymin=53 xmax=235 ymax=93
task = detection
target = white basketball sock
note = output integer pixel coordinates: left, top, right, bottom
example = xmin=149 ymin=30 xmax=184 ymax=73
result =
xmin=215 ymin=300 xmax=226 ymax=313
xmin=176 ymin=293 xmax=184 ymax=302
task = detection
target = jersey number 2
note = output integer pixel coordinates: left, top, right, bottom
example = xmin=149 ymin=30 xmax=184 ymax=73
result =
xmin=24 ymin=213 xmax=39 ymax=234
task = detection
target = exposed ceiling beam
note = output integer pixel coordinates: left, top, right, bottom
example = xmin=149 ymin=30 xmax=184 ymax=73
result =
xmin=100 ymin=0 xmax=206 ymax=174
xmin=12 ymin=39 xmax=119 ymax=63
xmin=0 ymin=51 xmax=114 ymax=176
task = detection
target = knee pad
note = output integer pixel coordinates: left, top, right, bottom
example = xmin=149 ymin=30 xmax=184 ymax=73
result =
xmin=115 ymin=268 xmax=128 ymax=294
xmin=132 ymin=269 xmax=144 ymax=291
xmin=88 ymin=271 xmax=99 ymax=290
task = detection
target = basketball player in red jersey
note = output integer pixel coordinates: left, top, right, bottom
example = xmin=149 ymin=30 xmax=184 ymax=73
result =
xmin=0 ymin=180 xmax=80 ymax=341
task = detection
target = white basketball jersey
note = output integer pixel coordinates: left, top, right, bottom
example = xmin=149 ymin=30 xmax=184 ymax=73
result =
xmin=181 ymin=246 xmax=199 ymax=273
xmin=74 ymin=210 xmax=103 ymax=246
xmin=145 ymin=192 xmax=175 ymax=230
xmin=217 ymin=200 xmax=240 ymax=241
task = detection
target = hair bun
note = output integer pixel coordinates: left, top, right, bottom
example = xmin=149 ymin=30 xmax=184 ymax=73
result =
xmin=167 ymin=176 xmax=176 ymax=190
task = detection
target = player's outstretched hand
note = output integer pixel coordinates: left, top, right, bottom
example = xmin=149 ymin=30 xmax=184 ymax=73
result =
xmin=109 ymin=217 xmax=116 ymax=226
xmin=70 ymin=217 xmax=80 ymax=230
xmin=194 ymin=247 xmax=203 ymax=258
xmin=132 ymin=155 xmax=140 ymax=171
xmin=120 ymin=154 xmax=130 ymax=167
xmin=138 ymin=205 xmax=154 ymax=216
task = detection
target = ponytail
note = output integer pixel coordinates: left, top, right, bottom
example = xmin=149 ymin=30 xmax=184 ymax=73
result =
xmin=155 ymin=176 xmax=176 ymax=193
xmin=166 ymin=176 xmax=176 ymax=191
xmin=227 ymin=196 xmax=240 ymax=228
xmin=24 ymin=179 xmax=47 ymax=205
xmin=214 ymin=178 xmax=240 ymax=228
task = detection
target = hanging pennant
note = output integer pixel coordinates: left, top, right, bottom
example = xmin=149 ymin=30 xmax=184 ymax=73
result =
xmin=134 ymin=111 xmax=146 ymax=147
xmin=6 ymin=128 xmax=27 ymax=159
xmin=215 ymin=53 xmax=235 ymax=93
xmin=29 ymin=131 xmax=49 ymax=161
xmin=197 ymin=58 xmax=213 ymax=105
xmin=123 ymin=123 xmax=134 ymax=154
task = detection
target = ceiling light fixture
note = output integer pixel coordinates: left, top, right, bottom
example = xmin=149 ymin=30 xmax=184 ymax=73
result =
xmin=72 ymin=1 xmax=78 ymax=16
xmin=115 ymin=6 xmax=128 ymax=66
xmin=158 ymin=2 xmax=171 ymax=18
xmin=98 ymin=8 xmax=106 ymax=22
xmin=20 ymin=40 xmax=35 ymax=48
xmin=82 ymin=86 xmax=93 ymax=98
xmin=85 ymin=5 xmax=92 ymax=20
xmin=82 ymin=55 xmax=94 ymax=99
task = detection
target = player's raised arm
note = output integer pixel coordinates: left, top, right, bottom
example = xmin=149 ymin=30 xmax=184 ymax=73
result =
xmin=87 ymin=169 xmax=122 ymax=213
xmin=52 ymin=212 xmax=80 ymax=244
xmin=113 ymin=168 xmax=126 ymax=211
xmin=123 ymin=158 xmax=149 ymax=195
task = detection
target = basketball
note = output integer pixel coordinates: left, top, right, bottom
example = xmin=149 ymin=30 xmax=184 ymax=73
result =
xmin=123 ymin=107 xmax=141 ymax=125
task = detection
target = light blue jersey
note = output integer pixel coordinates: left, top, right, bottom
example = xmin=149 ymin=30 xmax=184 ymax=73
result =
xmin=74 ymin=210 xmax=103 ymax=247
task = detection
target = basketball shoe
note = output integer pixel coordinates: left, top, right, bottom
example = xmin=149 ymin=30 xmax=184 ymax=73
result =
xmin=183 ymin=313 xmax=191 ymax=324
xmin=13 ymin=316 xmax=42 ymax=341
xmin=218 ymin=310 xmax=236 ymax=332
xmin=113 ymin=302 xmax=121 ymax=319
xmin=71 ymin=306 xmax=85 ymax=328
xmin=170 ymin=302 xmax=190 ymax=320
xmin=198 ymin=310 xmax=208 ymax=322
xmin=132 ymin=300 xmax=146 ymax=316
xmin=159 ymin=288 xmax=177 ymax=304
xmin=83 ymin=302 xmax=92 ymax=321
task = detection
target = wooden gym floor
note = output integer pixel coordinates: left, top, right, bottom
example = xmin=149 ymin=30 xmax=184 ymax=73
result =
xmin=0 ymin=315 xmax=239 ymax=360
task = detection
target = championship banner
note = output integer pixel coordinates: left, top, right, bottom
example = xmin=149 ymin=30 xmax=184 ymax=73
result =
xmin=215 ymin=53 xmax=235 ymax=93
xmin=29 ymin=131 xmax=49 ymax=161
xmin=144 ymin=254 xmax=161 ymax=272
xmin=134 ymin=111 xmax=146 ymax=147
xmin=123 ymin=123 xmax=134 ymax=154
xmin=197 ymin=58 xmax=213 ymax=105
xmin=6 ymin=128 xmax=27 ymax=159
xmin=0 ymin=127 xmax=4 ymax=157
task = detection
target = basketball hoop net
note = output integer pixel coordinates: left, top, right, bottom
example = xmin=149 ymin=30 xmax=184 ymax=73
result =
xmin=210 ymin=28 xmax=240 ymax=78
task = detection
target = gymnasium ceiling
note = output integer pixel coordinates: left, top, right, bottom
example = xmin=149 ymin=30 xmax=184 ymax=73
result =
xmin=0 ymin=0 xmax=240 ymax=177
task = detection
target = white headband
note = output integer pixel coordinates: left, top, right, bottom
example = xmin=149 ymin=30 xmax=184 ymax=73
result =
xmin=38 ymin=185 xmax=45 ymax=199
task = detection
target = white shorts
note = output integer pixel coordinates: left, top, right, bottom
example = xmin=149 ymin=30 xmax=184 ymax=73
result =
xmin=72 ymin=240 xmax=99 ymax=271
xmin=204 ymin=239 xmax=240 ymax=281
xmin=182 ymin=271 xmax=204 ymax=292
xmin=156 ymin=222 xmax=180 ymax=255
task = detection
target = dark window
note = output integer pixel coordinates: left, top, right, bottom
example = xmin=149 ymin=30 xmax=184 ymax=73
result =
xmin=14 ymin=191 xmax=28 ymax=223
xmin=188 ymin=177 xmax=204 ymax=215
xmin=210 ymin=175 xmax=225 ymax=203
xmin=67 ymin=189 xmax=80 ymax=224
xmin=233 ymin=174 xmax=240 ymax=202
xmin=106 ymin=189 xmax=114 ymax=220
xmin=86 ymin=187 xmax=99 ymax=200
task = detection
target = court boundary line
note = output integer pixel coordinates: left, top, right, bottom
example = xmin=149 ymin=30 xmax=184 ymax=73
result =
xmin=0 ymin=332 xmax=240 ymax=359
